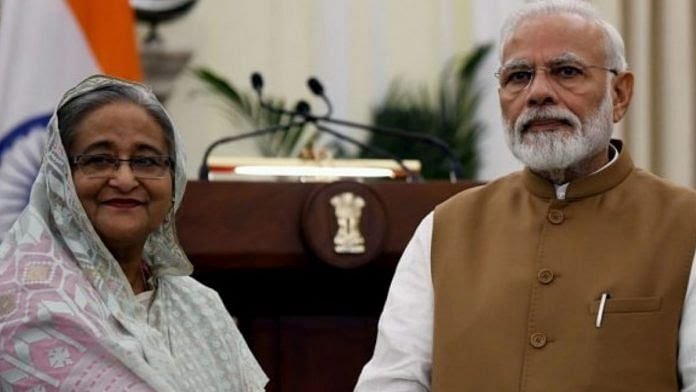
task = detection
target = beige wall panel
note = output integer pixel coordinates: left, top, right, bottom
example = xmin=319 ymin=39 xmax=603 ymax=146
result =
xmin=140 ymin=1 xmax=477 ymax=177
xmin=129 ymin=0 xmax=696 ymax=183
xmin=622 ymin=0 xmax=652 ymax=169
xmin=657 ymin=0 xmax=694 ymax=186
xmin=593 ymin=0 xmax=625 ymax=140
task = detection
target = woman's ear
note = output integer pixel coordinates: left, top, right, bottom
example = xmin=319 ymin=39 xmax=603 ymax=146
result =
xmin=611 ymin=71 xmax=634 ymax=123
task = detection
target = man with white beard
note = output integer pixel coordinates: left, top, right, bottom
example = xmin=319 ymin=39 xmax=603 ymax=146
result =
xmin=355 ymin=1 xmax=696 ymax=391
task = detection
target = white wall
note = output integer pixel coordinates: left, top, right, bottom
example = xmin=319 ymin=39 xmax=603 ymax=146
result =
xmin=147 ymin=0 xmax=695 ymax=186
xmin=144 ymin=0 xmax=480 ymax=178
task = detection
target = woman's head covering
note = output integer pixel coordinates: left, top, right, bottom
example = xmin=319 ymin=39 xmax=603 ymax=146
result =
xmin=0 ymin=75 xmax=267 ymax=390
xmin=3 ymin=74 xmax=191 ymax=316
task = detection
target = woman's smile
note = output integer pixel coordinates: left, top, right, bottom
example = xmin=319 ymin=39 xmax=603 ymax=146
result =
xmin=69 ymin=102 xmax=173 ymax=251
xmin=101 ymin=197 xmax=146 ymax=209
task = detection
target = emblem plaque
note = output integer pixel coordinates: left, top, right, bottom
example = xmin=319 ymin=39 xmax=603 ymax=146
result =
xmin=330 ymin=192 xmax=366 ymax=254
xmin=301 ymin=181 xmax=387 ymax=268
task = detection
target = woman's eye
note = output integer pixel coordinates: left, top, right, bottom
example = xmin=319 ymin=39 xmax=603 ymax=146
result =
xmin=131 ymin=157 xmax=159 ymax=167
xmin=84 ymin=155 xmax=114 ymax=166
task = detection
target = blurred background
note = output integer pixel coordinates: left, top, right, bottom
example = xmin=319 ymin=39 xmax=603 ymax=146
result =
xmin=0 ymin=1 xmax=694 ymax=390
xmin=0 ymin=0 xmax=694 ymax=187
xmin=1 ymin=0 xmax=693 ymax=240
xmin=145 ymin=0 xmax=695 ymax=185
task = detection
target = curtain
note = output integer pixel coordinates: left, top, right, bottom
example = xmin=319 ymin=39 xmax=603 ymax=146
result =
xmin=620 ymin=0 xmax=695 ymax=187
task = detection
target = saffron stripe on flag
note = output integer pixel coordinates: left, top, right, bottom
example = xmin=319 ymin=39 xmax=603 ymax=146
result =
xmin=0 ymin=0 xmax=142 ymax=241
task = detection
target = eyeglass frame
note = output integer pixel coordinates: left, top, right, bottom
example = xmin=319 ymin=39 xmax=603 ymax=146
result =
xmin=69 ymin=154 xmax=174 ymax=179
xmin=495 ymin=58 xmax=619 ymax=95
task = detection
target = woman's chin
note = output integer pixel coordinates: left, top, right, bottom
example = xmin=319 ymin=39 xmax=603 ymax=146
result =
xmin=95 ymin=223 xmax=153 ymax=252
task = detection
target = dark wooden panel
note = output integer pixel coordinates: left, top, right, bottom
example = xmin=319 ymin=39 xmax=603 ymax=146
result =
xmin=176 ymin=180 xmax=479 ymax=392
xmin=177 ymin=181 xmax=477 ymax=270
xmin=246 ymin=317 xmax=377 ymax=392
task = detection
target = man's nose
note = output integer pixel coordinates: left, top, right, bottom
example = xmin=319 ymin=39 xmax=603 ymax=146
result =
xmin=526 ymin=69 xmax=558 ymax=106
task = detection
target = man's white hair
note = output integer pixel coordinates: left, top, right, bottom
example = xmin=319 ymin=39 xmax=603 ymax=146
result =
xmin=499 ymin=0 xmax=628 ymax=72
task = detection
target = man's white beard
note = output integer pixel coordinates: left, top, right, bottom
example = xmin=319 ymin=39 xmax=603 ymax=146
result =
xmin=503 ymin=91 xmax=614 ymax=173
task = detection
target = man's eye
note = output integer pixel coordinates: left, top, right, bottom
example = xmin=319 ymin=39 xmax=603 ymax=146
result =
xmin=553 ymin=66 xmax=583 ymax=78
xmin=506 ymin=71 xmax=533 ymax=84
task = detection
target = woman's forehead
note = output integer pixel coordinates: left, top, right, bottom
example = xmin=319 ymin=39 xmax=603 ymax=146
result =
xmin=69 ymin=102 xmax=169 ymax=154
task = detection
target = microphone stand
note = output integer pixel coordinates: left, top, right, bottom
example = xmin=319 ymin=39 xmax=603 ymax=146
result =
xmin=198 ymin=120 xmax=308 ymax=180
xmin=312 ymin=122 xmax=422 ymax=182
xmin=247 ymin=72 xmax=445 ymax=182
xmin=314 ymin=116 xmax=463 ymax=182
xmin=304 ymin=76 xmax=464 ymax=182
xmin=287 ymin=108 xmax=455 ymax=181
xmin=292 ymin=99 xmax=421 ymax=181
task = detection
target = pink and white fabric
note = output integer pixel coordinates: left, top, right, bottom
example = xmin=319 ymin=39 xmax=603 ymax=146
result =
xmin=0 ymin=76 xmax=268 ymax=391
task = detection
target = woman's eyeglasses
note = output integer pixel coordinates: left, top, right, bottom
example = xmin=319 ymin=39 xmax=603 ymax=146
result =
xmin=70 ymin=154 xmax=173 ymax=179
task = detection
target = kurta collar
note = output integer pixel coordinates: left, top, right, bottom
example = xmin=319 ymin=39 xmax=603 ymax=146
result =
xmin=522 ymin=139 xmax=634 ymax=200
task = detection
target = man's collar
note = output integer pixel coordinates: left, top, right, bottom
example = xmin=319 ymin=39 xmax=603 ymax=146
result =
xmin=523 ymin=140 xmax=634 ymax=200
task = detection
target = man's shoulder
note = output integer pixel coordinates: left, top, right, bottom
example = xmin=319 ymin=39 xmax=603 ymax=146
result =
xmin=628 ymin=168 xmax=696 ymax=205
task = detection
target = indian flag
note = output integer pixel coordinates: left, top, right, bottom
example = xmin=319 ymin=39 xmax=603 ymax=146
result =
xmin=0 ymin=0 xmax=142 ymax=241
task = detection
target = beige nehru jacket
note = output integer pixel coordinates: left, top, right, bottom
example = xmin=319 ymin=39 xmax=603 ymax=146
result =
xmin=432 ymin=144 xmax=696 ymax=391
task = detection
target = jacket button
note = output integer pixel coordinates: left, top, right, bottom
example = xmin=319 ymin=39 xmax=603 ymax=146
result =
xmin=537 ymin=268 xmax=554 ymax=284
xmin=530 ymin=332 xmax=547 ymax=348
xmin=547 ymin=209 xmax=564 ymax=224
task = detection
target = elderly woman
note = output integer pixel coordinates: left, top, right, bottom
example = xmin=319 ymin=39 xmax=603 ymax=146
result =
xmin=0 ymin=75 xmax=267 ymax=391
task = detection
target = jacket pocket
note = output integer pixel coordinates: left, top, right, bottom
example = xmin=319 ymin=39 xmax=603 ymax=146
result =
xmin=588 ymin=296 xmax=662 ymax=314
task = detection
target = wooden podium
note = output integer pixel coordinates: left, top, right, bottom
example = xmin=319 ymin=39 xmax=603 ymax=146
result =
xmin=176 ymin=180 xmax=477 ymax=392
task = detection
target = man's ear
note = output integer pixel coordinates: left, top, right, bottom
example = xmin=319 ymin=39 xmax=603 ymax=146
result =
xmin=611 ymin=71 xmax=634 ymax=123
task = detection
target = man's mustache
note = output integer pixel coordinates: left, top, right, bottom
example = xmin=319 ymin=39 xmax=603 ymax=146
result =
xmin=515 ymin=109 xmax=580 ymax=135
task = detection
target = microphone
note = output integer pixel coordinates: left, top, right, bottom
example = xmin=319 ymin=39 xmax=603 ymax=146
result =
xmin=307 ymin=77 xmax=332 ymax=118
xmin=313 ymin=122 xmax=421 ymax=182
xmin=307 ymin=77 xmax=323 ymax=95
xmin=251 ymin=72 xmax=263 ymax=92
xmin=199 ymin=72 xmax=313 ymax=180
xmin=295 ymin=100 xmax=311 ymax=117
xmin=293 ymin=100 xmax=420 ymax=181
xmin=198 ymin=120 xmax=307 ymax=180
xmin=305 ymin=76 xmax=464 ymax=181
xmin=248 ymin=73 xmax=420 ymax=181
xmin=250 ymin=72 xmax=297 ymax=118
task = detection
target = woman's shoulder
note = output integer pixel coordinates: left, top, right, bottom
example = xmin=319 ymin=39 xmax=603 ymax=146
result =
xmin=160 ymin=275 xmax=214 ymax=292
xmin=158 ymin=275 xmax=225 ymax=308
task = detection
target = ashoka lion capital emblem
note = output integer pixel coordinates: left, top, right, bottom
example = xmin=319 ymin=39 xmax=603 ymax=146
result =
xmin=330 ymin=192 xmax=366 ymax=254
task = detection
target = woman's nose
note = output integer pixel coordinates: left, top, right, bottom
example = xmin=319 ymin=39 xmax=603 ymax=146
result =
xmin=107 ymin=162 xmax=139 ymax=190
